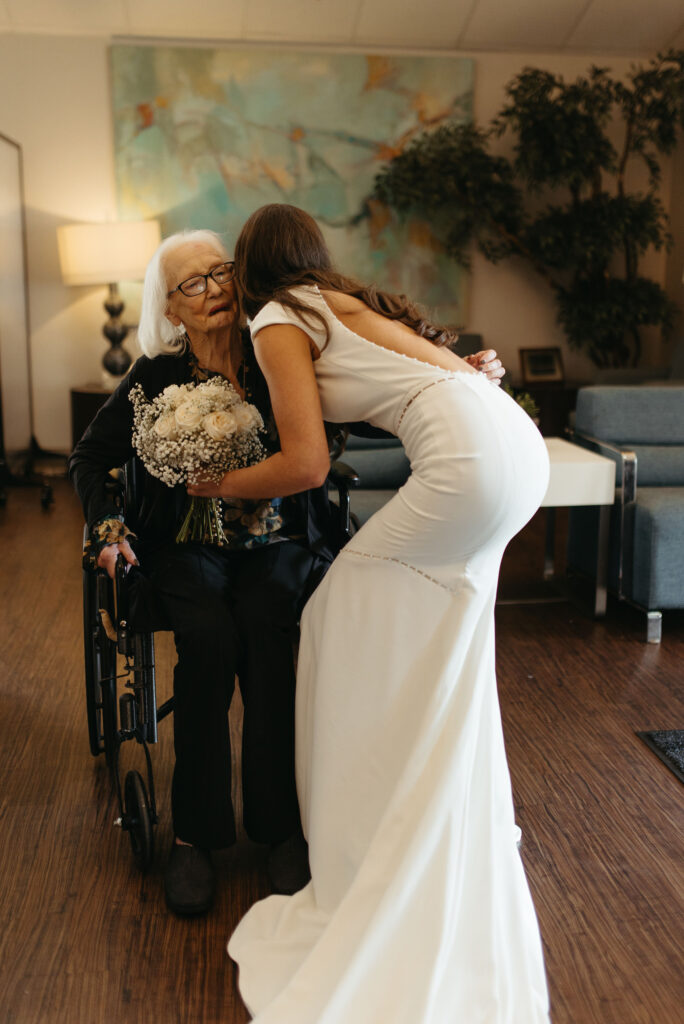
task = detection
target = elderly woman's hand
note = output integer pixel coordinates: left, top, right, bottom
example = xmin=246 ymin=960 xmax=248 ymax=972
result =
xmin=465 ymin=350 xmax=505 ymax=385
xmin=97 ymin=539 xmax=139 ymax=580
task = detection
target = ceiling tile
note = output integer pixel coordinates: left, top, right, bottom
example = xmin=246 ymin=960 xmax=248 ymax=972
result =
xmin=2 ymin=0 xmax=683 ymax=53
xmin=244 ymin=0 xmax=363 ymax=42
xmin=461 ymin=0 xmax=589 ymax=50
xmin=567 ymin=0 xmax=684 ymax=52
xmin=4 ymin=0 xmax=128 ymax=33
xmin=354 ymin=0 xmax=473 ymax=49
xmin=125 ymin=0 xmax=246 ymax=39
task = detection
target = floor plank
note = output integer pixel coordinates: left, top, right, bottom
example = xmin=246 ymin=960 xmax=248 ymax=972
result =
xmin=1 ymin=480 xmax=682 ymax=1023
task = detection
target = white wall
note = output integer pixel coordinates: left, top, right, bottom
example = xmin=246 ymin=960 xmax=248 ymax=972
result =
xmin=0 ymin=34 xmax=133 ymax=452
xmin=0 ymin=35 xmax=681 ymax=451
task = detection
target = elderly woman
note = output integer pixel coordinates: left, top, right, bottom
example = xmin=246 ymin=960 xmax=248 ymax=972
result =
xmin=69 ymin=228 xmax=504 ymax=917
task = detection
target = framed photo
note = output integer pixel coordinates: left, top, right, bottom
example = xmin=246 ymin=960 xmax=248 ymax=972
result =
xmin=519 ymin=347 xmax=564 ymax=385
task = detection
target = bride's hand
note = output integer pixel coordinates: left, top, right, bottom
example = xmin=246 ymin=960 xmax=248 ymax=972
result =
xmin=465 ymin=350 xmax=505 ymax=385
xmin=187 ymin=474 xmax=225 ymax=498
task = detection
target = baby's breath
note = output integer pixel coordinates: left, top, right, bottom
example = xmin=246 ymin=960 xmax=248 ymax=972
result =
xmin=130 ymin=378 xmax=266 ymax=487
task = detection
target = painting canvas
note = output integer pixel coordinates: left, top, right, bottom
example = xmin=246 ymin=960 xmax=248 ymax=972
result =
xmin=111 ymin=45 xmax=473 ymax=324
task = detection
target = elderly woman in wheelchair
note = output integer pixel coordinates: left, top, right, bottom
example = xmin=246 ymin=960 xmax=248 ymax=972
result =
xmin=70 ymin=228 xmax=505 ymax=917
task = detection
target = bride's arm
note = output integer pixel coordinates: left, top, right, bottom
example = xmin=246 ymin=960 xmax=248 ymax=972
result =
xmin=188 ymin=324 xmax=330 ymax=501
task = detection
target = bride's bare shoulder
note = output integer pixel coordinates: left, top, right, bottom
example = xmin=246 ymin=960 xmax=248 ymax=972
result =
xmin=319 ymin=289 xmax=366 ymax=314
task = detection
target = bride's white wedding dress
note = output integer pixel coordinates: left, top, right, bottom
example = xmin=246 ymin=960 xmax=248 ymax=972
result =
xmin=228 ymin=286 xmax=551 ymax=1023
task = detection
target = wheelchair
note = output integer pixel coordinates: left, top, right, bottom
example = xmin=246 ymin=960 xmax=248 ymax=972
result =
xmin=82 ymin=459 xmax=359 ymax=871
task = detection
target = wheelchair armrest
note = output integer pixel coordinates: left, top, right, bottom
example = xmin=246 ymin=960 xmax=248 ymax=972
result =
xmin=328 ymin=460 xmax=360 ymax=546
xmin=329 ymin=459 xmax=360 ymax=491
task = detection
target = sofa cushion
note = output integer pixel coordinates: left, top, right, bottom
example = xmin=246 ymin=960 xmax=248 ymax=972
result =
xmin=630 ymin=446 xmax=684 ymax=486
xmin=575 ymin=386 xmax=684 ymax=444
xmin=343 ymin=445 xmax=410 ymax=490
xmin=345 ymin=434 xmax=403 ymax=451
xmin=568 ymin=489 xmax=684 ymax=610
xmin=350 ymin=489 xmax=398 ymax=526
xmin=627 ymin=488 xmax=684 ymax=609
xmin=609 ymin=445 xmax=684 ymax=486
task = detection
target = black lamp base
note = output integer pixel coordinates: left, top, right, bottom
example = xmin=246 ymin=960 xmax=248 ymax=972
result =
xmin=102 ymin=283 xmax=132 ymax=378
xmin=103 ymin=342 xmax=132 ymax=377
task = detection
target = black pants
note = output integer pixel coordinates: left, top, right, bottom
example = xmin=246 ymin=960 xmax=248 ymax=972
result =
xmin=128 ymin=540 xmax=328 ymax=849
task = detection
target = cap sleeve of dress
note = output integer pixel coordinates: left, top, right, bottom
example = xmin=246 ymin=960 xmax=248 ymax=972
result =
xmin=249 ymin=288 xmax=328 ymax=349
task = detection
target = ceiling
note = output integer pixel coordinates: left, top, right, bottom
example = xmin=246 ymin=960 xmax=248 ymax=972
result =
xmin=0 ymin=0 xmax=683 ymax=55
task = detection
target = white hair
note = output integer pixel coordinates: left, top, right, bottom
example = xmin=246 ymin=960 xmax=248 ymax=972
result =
xmin=137 ymin=229 xmax=230 ymax=358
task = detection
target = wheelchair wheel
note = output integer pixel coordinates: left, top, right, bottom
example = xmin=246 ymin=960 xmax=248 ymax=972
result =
xmin=83 ymin=568 xmax=118 ymax=768
xmin=124 ymin=770 xmax=154 ymax=871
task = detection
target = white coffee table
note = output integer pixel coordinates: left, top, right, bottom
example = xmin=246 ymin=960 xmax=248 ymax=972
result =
xmin=541 ymin=437 xmax=616 ymax=615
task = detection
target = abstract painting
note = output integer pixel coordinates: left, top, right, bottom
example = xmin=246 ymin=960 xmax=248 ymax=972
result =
xmin=111 ymin=45 xmax=473 ymax=324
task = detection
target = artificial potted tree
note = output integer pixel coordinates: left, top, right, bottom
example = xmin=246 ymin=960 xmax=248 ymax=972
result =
xmin=374 ymin=51 xmax=684 ymax=369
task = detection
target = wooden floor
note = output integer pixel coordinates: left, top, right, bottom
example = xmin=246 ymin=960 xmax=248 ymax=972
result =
xmin=1 ymin=478 xmax=683 ymax=1023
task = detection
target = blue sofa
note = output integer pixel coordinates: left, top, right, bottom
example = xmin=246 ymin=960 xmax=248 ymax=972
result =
xmin=339 ymin=433 xmax=410 ymax=527
xmin=567 ymin=385 xmax=684 ymax=642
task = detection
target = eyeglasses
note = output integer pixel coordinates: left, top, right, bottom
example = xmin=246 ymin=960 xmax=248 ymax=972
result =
xmin=168 ymin=261 xmax=235 ymax=298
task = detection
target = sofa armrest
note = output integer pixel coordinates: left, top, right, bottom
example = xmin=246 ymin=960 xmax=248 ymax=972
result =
xmin=566 ymin=428 xmax=637 ymax=503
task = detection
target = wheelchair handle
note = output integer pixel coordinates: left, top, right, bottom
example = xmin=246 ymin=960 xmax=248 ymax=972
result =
xmin=114 ymin=553 xmax=130 ymax=632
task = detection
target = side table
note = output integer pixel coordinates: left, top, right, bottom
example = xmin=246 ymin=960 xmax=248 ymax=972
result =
xmin=541 ymin=437 xmax=616 ymax=615
xmin=70 ymin=384 xmax=113 ymax=449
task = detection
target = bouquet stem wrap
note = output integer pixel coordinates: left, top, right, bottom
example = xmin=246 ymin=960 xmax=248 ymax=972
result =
xmin=176 ymin=496 xmax=227 ymax=546
xmin=129 ymin=379 xmax=267 ymax=547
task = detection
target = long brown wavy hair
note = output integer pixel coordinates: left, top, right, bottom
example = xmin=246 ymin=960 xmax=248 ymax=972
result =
xmin=234 ymin=203 xmax=457 ymax=348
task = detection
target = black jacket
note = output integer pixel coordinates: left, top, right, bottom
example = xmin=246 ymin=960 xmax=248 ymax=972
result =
xmin=68 ymin=345 xmax=341 ymax=563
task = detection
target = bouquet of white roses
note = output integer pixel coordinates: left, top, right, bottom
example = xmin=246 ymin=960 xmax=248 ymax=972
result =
xmin=129 ymin=378 xmax=266 ymax=545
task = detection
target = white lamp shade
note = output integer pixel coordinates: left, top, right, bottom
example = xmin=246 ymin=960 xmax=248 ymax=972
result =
xmin=58 ymin=220 xmax=162 ymax=286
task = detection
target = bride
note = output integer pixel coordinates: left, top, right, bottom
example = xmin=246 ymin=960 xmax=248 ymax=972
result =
xmin=189 ymin=203 xmax=551 ymax=1023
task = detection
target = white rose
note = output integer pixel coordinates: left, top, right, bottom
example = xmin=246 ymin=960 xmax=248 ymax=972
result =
xmin=175 ymin=400 xmax=203 ymax=430
xmin=233 ymin=404 xmax=262 ymax=431
xmin=202 ymin=410 xmax=238 ymax=440
xmin=161 ymin=384 xmax=186 ymax=406
xmin=153 ymin=412 xmax=178 ymax=439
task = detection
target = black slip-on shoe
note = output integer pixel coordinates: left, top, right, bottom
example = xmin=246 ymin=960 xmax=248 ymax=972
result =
xmin=164 ymin=843 xmax=215 ymax=915
xmin=267 ymin=829 xmax=311 ymax=895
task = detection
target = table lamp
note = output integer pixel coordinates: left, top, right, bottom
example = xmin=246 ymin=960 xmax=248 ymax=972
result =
xmin=58 ymin=220 xmax=161 ymax=379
